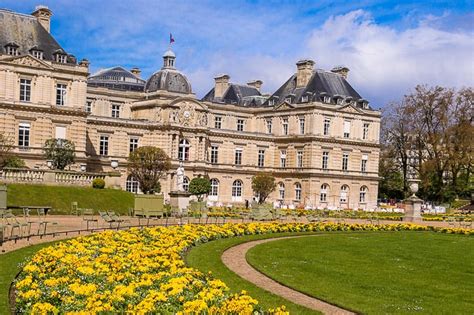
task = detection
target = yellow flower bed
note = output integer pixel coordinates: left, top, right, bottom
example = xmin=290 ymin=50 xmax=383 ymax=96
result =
xmin=15 ymin=222 xmax=472 ymax=314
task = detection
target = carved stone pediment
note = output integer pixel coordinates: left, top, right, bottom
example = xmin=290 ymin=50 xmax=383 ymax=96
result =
xmin=274 ymin=101 xmax=296 ymax=110
xmin=8 ymin=55 xmax=53 ymax=70
xmin=338 ymin=104 xmax=362 ymax=114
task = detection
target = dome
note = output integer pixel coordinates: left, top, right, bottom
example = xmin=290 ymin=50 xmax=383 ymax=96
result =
xmin=163 ymin=49 xmax=175 ymax=58
xmin=145 ymin=69 xmax=192 ymax=94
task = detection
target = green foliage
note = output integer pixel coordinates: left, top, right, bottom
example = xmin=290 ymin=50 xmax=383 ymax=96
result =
xmin=43 ymin=138 xmax=76 ymax=170
xmin=189 ymin=177 xmax=211 ymax=201
xmin=3 ymin=156 xmax=26 ymax=168
xmin=92 ymin=178 xmax=105 ymax=189
xmin=251 ymin=173 xmax=276 ymax=204
xmin=128 ymin=146 xmax=171 ymax=194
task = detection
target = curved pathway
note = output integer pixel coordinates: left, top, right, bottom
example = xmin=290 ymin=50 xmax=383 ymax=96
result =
xmin=221 ymin=236 xmax=355 ymax=315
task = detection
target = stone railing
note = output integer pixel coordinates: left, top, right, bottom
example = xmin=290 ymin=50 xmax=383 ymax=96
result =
xmin=0 ymin=168 xmax=121 ymax=188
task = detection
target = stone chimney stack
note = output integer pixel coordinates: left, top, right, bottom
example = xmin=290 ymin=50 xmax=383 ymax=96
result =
xmin=214 ymin=74 xmax=230 ymax=99
xmin=32 ymin=5 xmax=53 ymax=33
xmin=247 ymin=80 xmax=263 ymax=91
xmin=131 ymin=67 xmax=141 ymax=78
xmin=296 ymin=59 xmax=315 ymax=88
xmin=331 ymin=66 xmax=350 ymax=79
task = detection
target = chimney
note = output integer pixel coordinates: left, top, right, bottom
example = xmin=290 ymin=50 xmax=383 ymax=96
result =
xmin=296 ymin=59 xmax=315 ymax=88
xmin=214 ymin=74 xmax=230 ymax=99
xmin=131 ymin=67 xmax=141 ymax=78
xmin=247 ymin=80 xmax=263 ymax=92
xmin=331 ymin=66 xmax=350 ymax=79
xmin=32 ymin=5 xmax=53 ymax=33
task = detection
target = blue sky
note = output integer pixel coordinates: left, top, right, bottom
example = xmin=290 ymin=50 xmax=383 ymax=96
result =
xmin=3 ymin=0 xmax=474 ymax=107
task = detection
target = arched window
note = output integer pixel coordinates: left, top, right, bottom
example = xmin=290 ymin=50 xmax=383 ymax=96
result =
xmin=359 ymin=186 xmax=368 ymax=203
xmin=178 ymin=139 xmax=190 ymax=161
xmin=320 ymin=184 xmax=329 ymax=202
xmin=210 ymin=178 xmax=219 ymax=196
xmin=183 ymin=176 xmax=190 ymax=192
xmin=232 ymin=180 xmax=243 ymax=198
xmin=278 ymin=182 xmax=285 ymax=199
xmin=295 ymin=182 xmax=302 ymax=201
xmin=126 ymin=175 xmax=140 ymax=194
xmin=340 ymin=185 xmax=349 ymax=203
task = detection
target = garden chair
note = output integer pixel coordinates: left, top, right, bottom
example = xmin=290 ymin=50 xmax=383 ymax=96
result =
xmin=107 ymin=211 xmax=130 ymax=227
xmin=21 ymin=208 xmax=35 ymax=237
xmin=3 ymin=211 xmax=30 ymax=239
xmin=446 ymin=216 xmax=457 ymax=227
xmin=99 ymin=211 xmax=121 ymax=228
xmin=82 ymin=209 xmax=98 ymax=230
xmin=37 ymin=208 xmax=58 ymax=236
xmin=70 ymin=202 xmax=81 ymax=216
xmin=307 ymin=211 xmax=326 ymax=223
xmin=459 ymin=217 xmax=472 ymax=229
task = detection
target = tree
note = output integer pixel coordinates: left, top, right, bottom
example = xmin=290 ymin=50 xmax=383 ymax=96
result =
xmin=43 ymin=139 xmax=76 ymax=170
xmin=128 ymin=146 xmax=171 ymax=194
xmin=189 ymin=177 xmax=211 ymax=201
xmin=251 ymin=173 xmax=276 ymax=204
xmin=0 ymin=133 xmax=13 ymax=169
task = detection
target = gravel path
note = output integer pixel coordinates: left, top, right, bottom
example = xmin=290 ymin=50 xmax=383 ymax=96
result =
xmin=221 ymin=236 xmax=356 ymax=315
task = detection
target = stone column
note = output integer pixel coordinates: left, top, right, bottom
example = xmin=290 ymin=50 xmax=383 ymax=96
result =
xmin=403 ymin=179 xmax=423 ymax=223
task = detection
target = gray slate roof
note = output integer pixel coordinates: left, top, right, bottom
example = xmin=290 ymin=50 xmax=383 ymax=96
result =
xmin=202 ymin=84 xmax=264 ymax=106
xmin=0 ymin=9 xmax=73 ymax=63
xmin=88 ymin=66 xmax=145 ymax=92
xmin=145 ymin=68 xmax=192 ymax=94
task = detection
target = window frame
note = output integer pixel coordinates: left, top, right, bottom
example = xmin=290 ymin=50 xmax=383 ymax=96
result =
xmin=18 ymin=123 xmax=31 ymax=147
xmin=111 ymin=104 xmax=120 ymax=118
xmin=129 ymin=137 xmax=139 ymax=153
xmin=99 ymin=135 xmax=109 ymax=156
xmin=234 ymin=148 xmax=243 ymax=165
xmin=178 ymin=139 xmax=190 ymax=161
xmin=19 ymin=78 xmax=32 ymax=102
xmin=210 ymin=145 xmax=219 ymax=164
xmin=322 ymin=151 xmax=329 ymax=169
xmin=214 ymin=116 xmax=222 ymax=129
xmin=258 ymin=149 xmax=265 ymax=168
xmin=295 ymin=182 xmax=302 ymax=201
xmin=56 ymin=83 xmax=67 ymax=106
xmin=236 ymin=119 xmax=244 ymax=132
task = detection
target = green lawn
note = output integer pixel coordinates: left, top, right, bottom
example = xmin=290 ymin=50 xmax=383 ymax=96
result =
xmin=7 ymin=184 xmax=134 ymax=215
xmin=246 ymin=232 xmax=474 ymax=314
xmin=186 ymin=232 xmax=320 ymax=314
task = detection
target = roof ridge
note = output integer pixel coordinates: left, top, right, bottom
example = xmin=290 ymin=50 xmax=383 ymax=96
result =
xmin=0 ymin=8 xmax=36 ymax=19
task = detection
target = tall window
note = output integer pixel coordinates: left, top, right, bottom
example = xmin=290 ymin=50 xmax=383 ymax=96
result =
xmin=55 ymin=126 xmax=66 ymax=139
xmin=258 ymin=149 xmax=265 ymax=168
xmin=235 ymin=148 xmax=242 ymax=165
xmin=232 ymin=180 xmax=243 ymax=198
xmin=18 ymin=123 xmax=30 ymax=147
xmin=297 ymin=150 xmax=303 ymax=168
xmin=278 ymin=182 xmax=285 ymax=199
xmin=214 ymin=116 xmax=222 ymax=129
xmin=323 ymin=118 xmax=330 ymax=136
xmin=295 ymin=182 xmax=302 ymax=201
xmin=56 ymin=84 xmax=67 ymax=106
xmin=99 ymin=135 xmax=109 ymax=156
xmin=282 ymin=118 xmax=289 ymax=135
xmin=85 ymin=101 xmax=92 ymax=113
xmin=322 ymin=151 xmax=329 ymax=169
xmin=210 ymin=145 xmax=218 ymax=164
xmin=361 ymin=154 xmax=368 ymax=173
xmin=183 ymin=177 xmax=190 ymax=192
xmin=343 ymin=120 xmax=351 ymax=138
xmin=19 ymin=79 xmax=31 ymax=102
xmin=342 ymin=152 xmax=349 ymax=171
xmin=360 ymin=186 xmax=368 ymax=203
xmin=266 ymin=119 xmax=272 ymax=134
xmin=320 ymin=184 xmax=329 ymax=202
xmin=111 ymin=104 xmax=120 ymax=118
xmin=340 ymin=185 xmax=349 ymax=203
xmin=126 ymin=175 xmax=140 ymax=193
xmin=237 ymin=119 xmax=244 ymax=132
xmin=178 ymin=139 xmax=190 ymax=161
xmin=363 ymin=123 xmax=369 ymax=140
xmin=280 ymin=150 xmax=287 ymax=168
xmin=31 ymin=50 xmax=43 ymax=59
xmin=299 ymin=117 xmax=305 ymax=134
xmin=210 ymin=179 xmax=219 ymax=196
xmin=129 ymin=138 xmax=138 ymax=153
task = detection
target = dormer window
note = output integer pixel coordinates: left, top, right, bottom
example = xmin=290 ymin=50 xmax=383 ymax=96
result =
xmin=336 ymin=98 xmax=344 ymax=105
xmin=362 ymin=102 xmax=369 ymax=109
xmin=5 ymin=43 xmax=19 ymax=56
xmin=301 ymin=95 xmax=308 ymax=102
xmin=30 ymin=49 xmax=43 ymax=60
xmin=324 ymin=96 xmax=331 ymax=103
xmin=56 ymin=54 xmax=67 ymax=63
xmin=268 ymin=99 xmax=275 ymax=106
xmin=285 ymin=96 xmax=292 ymax=103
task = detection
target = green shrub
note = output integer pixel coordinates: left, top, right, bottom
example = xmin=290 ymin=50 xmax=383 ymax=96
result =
xmin=92 ymin=178 xmax=105 ymax=189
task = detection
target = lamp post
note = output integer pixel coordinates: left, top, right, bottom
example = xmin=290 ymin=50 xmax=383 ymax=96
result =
xmin=80 ymin=164 xmax=87 ymax=172
xmin=110 ymin=160 xmax=119 ymax=170
xmin=46 ymin=160 xmax=53 ymax=169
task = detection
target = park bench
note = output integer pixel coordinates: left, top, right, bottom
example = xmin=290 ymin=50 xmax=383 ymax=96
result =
xmin=82 ymin=209 xmax=98 ymax=230
xmin=99 ymin=211 xmax=123 ymax=228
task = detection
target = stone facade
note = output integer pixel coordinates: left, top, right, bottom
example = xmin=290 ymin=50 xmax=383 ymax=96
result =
xmin=0 ymin=6 xmax=381 ymax=209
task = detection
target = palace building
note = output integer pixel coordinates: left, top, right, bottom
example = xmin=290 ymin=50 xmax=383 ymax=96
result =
xmin=0 ymin=6 xmax=381 ymax=209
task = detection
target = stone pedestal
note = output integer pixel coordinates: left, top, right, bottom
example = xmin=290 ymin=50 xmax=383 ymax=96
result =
xmin=169 ymin=191 xmax=191 ymax=213
xmin=403 ymin=196 xmax=423 ymax=222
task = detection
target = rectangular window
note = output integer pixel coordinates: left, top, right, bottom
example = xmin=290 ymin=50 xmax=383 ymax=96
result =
xmin=55 ymin=126 xmax=66 ymax=139
xmin=32 ymin=50 xmax=43 ymax=59
xmin=129 ymin=138 xmax=138 ymax=153
xmin=210 ymin=145 xmax=219 ymax=164
xmin=236 ymin=119 xmax=244 ymax=132
xmin=85 ymin=101 xmax=92 ymax=113
xmin=322 ymin=151 xmax=329 ymax=170
xmin=299 ymin=117 xmax=305 ymax=135
xmin=99 ymin=135 xmax=109 ymax=156
xmin=56 ymin=54 xmax=67 ymax=63
xmin=111 ymin=104 xmax=120 ymax=118
xmin=363 ymin=123 xmax=369 ymax=140
xmin=301 ymin=95 xmax=309 ymax=102
xmin=18 ymin=123 xmax=30 ymax=147
xmin=19 ymin=79 xmax=31 ymax=102
xmin=282 ymin=118 xmax=289 ymax=135
xmin=266 ymin=119 xmax=272 ymax=134
xmin=214 ymin=116 xmax=222 ymax=129
xmin=280 ymin=150 xmax=287 ymax=168
xmin=343 ymin=120 xmax=351 ymax=138
xmin=361 ymin=154 xmax=368 ymax=173
xmin=258 ymin=149 xmax=265 ymax=168
xmin=56 ymin=84 xmax=67 ymax=106
xmin=342 ymin=152 xmax=349 ymax=171
xmin=235 ymin=148 xmax=242 ymax=165
xmin=6 ymin=46 xmax=18 ymax=56
xmin=297 ymin=150 xmax=303 ymax=168
xmin=323 ymin=118 xmax=330 ymax=136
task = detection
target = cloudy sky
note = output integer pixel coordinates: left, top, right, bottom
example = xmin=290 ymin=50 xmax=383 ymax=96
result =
xmin=4 ymin=0 xmax=474 ymax=107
